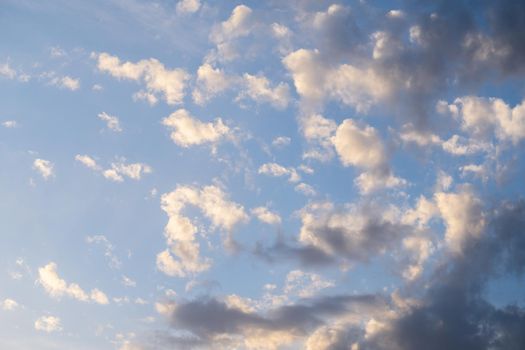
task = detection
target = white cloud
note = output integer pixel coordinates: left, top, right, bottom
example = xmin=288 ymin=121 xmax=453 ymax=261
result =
xmin=237 ymin=73 xmax=290 ymax=109
xmin=332 ymin=119 xmax=405 ymax=193
xmin=37 ymin=262 xmax=110 ymax=304
xmin=442 ymin=96 xmax=525 ymax=144
xmin=441 ymin=134 xmax=491 ymax=155
xmin=272 ymin=136 xmax=291 ymax=147
xmin=35 ymin=316 xmax=62 ymax=333
xmin=0 ymin=62 xmax=16 ymax=79
xmin=162 ymin=109 xmax=231 ymax=148
xmin=176 ymin=0 xmax=201 ymax=14
xmin=33 ymin=158 xmax=54 ymax=180
xmin=50 ymin=75 xmax=80 ymax=90
xmin=295 ymin=182 xmax=316 ymax=196
xmin=122 ymin=275 xmax=136 ymax=287
xmin=332 ymin=119 xmax=387 ymax=169
xmin=98 ymin=112 xmax=122 ymax=132
xmin=78 ymin=157 xmax=151 ymax=182
xmin=284 ymin=270 xmax=334 ymax=298
xmin=209 ymin=5 xmax=254 ymax=61
xmin=2 ymin=120 xmax=17 ymax=128
xmin=283 ymin=49 xmax=390 ymax=113
xmin=301 ymin=114 xmax=337 ymax=161
xmin=75 ymin=154 xmax=100 ymax=170
xmin=258 ymin=162 xmax=300 ymax=183
xmin=1 ymin=298 xmax=18 ymax=311
xmin=96 ymin=52 xmax=189 ymax=105
xmin=192 ymin=63 xmax=232 ymax=104
xmin=434 ymin=188 xmax=486 ymax=253
xmin=86 ymin=235 xmax=122 ymax=269
xmin=251 ymin=206 xmax=281 ymax=225
xmin=158 ymin=185 xmax=248 ymax=277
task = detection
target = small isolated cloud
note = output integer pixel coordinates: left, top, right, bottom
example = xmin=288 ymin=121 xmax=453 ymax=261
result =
xmin=75 ymin=155 xmax=151 ymax=182
xmin=37 ymin=262 xmax=109 ymax=304
xmin=251 ymin=206 xmax=281 ymax=225
xmin=0 ymin=62 xmax=16 ymax=79
xmin=50 ymin=75 xmax=80 ymax=91
xmin=258 ymin=163 xmax=300 ymax=183
xmin=86 ymin=235 xmax=122 ymax=269
xmin=98 ymin=112 xmax=122 ymax=132
xmin=2 ymin=120 xmax=17 ymax=128
xmin=295 ymin=182 xmax=316 ymax=197
xmin=122 ymin=275 xmax=136 ymax=287
xmin=33 ymin=158 xmax=54 ymax=180
xmin=176 ymin=0 xmax=201 ymax=15
xmin=284 ymin=270 xmax=335 ymax=298
xmin=1 ymin=298 xmax=19 ymax=311
xmin=34 ymin=316 xmax=62 ymax=333
xmin=162 ymin=109 xmax=231 ymax=148
xmin=272 ymin=136 xmax=291 ymax=148
xmin=95 ymin=52 xmax=189 ymax=105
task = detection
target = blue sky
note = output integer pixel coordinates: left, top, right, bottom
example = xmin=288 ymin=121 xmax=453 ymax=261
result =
xmin=1 ymin=0 xmax=525 ymax=349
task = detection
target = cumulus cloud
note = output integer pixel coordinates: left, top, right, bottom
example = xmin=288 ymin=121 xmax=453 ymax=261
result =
xmin=35 ymin=316 xmax=62 ymax=333
xmin=157 ymin=185 xmax=248 ymax=277
xmin=76 ymin=155 xmax=151 ymax=182
xmin=162 ymin=109 xmax=231 ymax=148
xmin=86 ymin=235 xmax=122 ymax=269
xmin=176 ymin=0 xmax=201 ymax=14
xmin=37 ymin=262 xmax=109 ymax=304
xmin=98 ymin=112 xmax=122 ymax=132
xmin=1 ymin=298 xmax=18 ymax=311
xmin=237 ymin=73 xmax=290 ymax=109
xmin=2 ymin=120 xmax=18 ymax=128
xmin=209 ymin=5 xmax=254 ymax=61
xmin=96 ymin=52 xmax=189 ymax=105
xmin=283 ymin=49 xmax=390 ymax=113
xmin=33 ymin=158 xmax=54 ymax=180
xmin=50 ymin=75 xmax=80 ymax=90
xmin=332 ymin=119 xmax=405 ymax=193
xmin=192 ymin=63 xmax=232 ymax=104
xmin=258 ymin=162 xmax=300 ymax=183
xmin=251 ymin=206 xmax=281 ymax=225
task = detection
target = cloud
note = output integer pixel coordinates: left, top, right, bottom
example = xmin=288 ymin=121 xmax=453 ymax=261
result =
xmin=294 ymin=183 xmax=316 ymax=197
xmin=98 ymin=112 xmax=122 ymax=132
xmin=162 ymin=109 xmax=231 ymax=148
xmin=75 ymin=154 xmax=100 ymax=170
xmin=58 ymin=76 xmax=79 ymax=90
xmin=2 ymin=120 xmax=17 ymax=128
xmin=33 ymin=158 xmax=54 ymax=180
xmin=1 ymin=298 xmax=18 ymax=311
xmin=176 ymin=0 xmax=201 ymax=15
xmin=34 ymin=316 xmax=62 ymax=333
xmin=237 ymin=74 xmax=290 ymax=109
xmin=157 ymin=185 xmax=248 ymax=277
xmin=209 ymin=5 xmax=254 ymax=61
xmin=271 ymin=136 xmax=291 ymax=148
xmin=258 ymin=163 xmax=300 ymax=183
xmin=332 ymin=119 xmax=405 ymax=193
xmin=192 ymin=63 xmax=233 ymax=104
xmin=441 ymin=96 xmax=525 ymax=144
xmin=283 ymin=49 xmax=390 ymax=113
xmin=37 ymin=262 xmax=109 ymax=304
xmin=96 ymin=52 xmax=189 ymax=105
xmin=283 ymin=270 xmax=334 ymax=299
xmin=0 ymin=62 xmax=16 ymax=79
xmin=251 ymin=206 xmax=281 ymax=225
xmin=76 ymin=155 xmax=151 ymax=182
xmin=86 ymin=235 xmax=122 ymax=269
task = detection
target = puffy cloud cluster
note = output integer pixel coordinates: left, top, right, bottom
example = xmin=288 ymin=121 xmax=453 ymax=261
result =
xmin=75 ymin=155 xmax=151 ymax=182
xmin=157 ymin=185 xmax=248 ymax=277
xmin=96 ymin=52 xmax=189 ymax=105
xmin=33 ymin=158 xmax=54 ymax=180
xmin=34 ymin=315 xmax=62 ymax=333
xmin=37 ymin=262 xmax=109 ymax=304
xmin=162 ymin=109 xmax=231 ymax=148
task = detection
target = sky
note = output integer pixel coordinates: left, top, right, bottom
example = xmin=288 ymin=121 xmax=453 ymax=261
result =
xmin=1 ymin=0 xmax=525 ymax=349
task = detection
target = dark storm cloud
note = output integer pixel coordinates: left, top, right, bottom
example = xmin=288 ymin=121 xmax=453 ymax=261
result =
xmin=360 ymin=200 xmax=525 ymax=350
xmin=166 ymin=294 xmax=385 ymax=344
xmin=254 ymin=203 xmax=414 ymax=267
